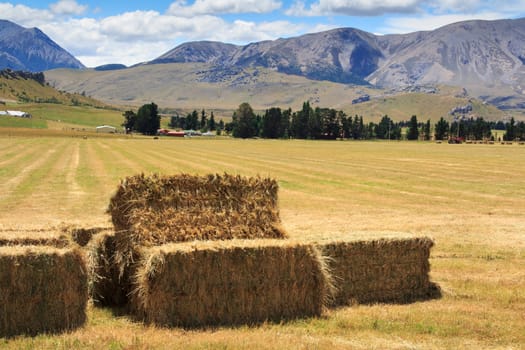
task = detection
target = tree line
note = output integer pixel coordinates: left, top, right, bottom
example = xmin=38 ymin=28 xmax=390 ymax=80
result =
xmin=123 ymin=101 xmax=525 ymax=141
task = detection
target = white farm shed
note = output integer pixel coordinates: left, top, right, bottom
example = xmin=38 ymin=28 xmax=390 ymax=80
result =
xmin=96 ymin=125 xmax=117 ymax=133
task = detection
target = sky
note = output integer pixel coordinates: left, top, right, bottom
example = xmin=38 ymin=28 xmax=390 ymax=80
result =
xmin=1 ymin=0 xmax=524 ymax=67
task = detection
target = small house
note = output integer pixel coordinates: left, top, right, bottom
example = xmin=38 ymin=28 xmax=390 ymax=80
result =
xmin=96 ymin=125 xmax=117 ymax=133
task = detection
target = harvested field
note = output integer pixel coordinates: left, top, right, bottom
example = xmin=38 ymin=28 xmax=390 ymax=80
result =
xmin=132 ymin=240 xmax=331 ymax=327
xmin=0 ymin=246 xmax=88 ymax=337
xmin=318 ymin=236 xmax=440 ymax=306
xmin=0 ymin=136 xmax=524 ymax=349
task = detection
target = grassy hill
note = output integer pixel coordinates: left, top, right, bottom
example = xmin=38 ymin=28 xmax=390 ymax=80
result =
xmin=45 ymin=63 xmax=517 ymax=122
xmin=0 ymin=69 xmax=123 ymax=130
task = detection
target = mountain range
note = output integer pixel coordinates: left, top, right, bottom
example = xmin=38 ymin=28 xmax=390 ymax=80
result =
xmin=143 ymin=18 xmax=525 ymax=108
xmin=0 ymin=20 xmax=84 ymax=72
xmin=2 ymin=18 xmax=525 ymax=111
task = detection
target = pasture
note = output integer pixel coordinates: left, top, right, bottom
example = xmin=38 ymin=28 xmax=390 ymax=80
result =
xmin=0 ymin=134 xmax=524 ymax=349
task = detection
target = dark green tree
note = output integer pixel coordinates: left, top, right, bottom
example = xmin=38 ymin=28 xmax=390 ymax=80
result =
xmin=122 ymin=110 xmax=137 ymax=132
xmin=207 ymin=111 xmax=216 ymax=131
xmin=423 ymin=119 xmax=431 ymax=141
xmin=352 ymin=115 xmax=364 ymax=139
xmin=200 ymin=109 xmax=207 ymax=131
xmin=232 ymin=102 xmax=257 ymax=138
xmin=375 ymin=115 xmax=392 ymax=139
xmin=185 ymin=110 xmax=199 ymax=130
xmin=407 ymin=115 xmax=419 ymax=140
xmin=291 ymin=101 xmax=312 ymax=139
xmin=434 ymin=117 xmax=449 ymax=140
xmin=135 ymin=103 xmax=160 ymax=135
xmin=504 ymin=117 xmax=516 ymax=141
xmin=262 ymin=107 xmax=282 ymax=138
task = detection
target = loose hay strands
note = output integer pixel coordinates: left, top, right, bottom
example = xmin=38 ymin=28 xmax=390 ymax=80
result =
xmin=132 ymin=240 xmax=333 ymax=328
xmin=86 ymin=231 xmax=126 ymax=306
xmin=318 ymin=236 xmax=441 ymax=306
xmin=0 ymin=246 xmax=88 ymax=337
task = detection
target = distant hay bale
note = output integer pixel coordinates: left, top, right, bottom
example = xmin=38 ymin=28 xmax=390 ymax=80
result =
xmin=107 ymin=173 xmax=287 ymax=295
xmin=86 ymin=231 xmax=126 ymax=306
xmin=0 ymin=228 xmax=71 ymax=247
xmin=59 ymin=224 xmax=113 ymax=247
xmin=0 ymin=246 xmax=88 ymax=337
xmin=319 ymin=237 xmax=440 ymax=306
xmin=131 ymin=240 xmax=332 ymax=328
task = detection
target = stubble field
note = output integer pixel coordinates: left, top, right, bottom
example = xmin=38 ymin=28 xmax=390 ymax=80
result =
xmin=0 ymin=133 xmax=524 ymax=349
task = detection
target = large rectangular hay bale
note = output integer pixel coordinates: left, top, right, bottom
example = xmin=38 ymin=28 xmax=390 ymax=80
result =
xmin=108 ymin=173 xmax=286 ymax=243
xmin=0 ymin=246 xmax=88 ymax=337
xmin=132 ymin=240 xmax=331 ymax=327
xmin=319 ymin=237 xmax=440 ymax=306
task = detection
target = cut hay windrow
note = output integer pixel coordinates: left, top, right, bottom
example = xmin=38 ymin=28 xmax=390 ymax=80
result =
xmin=86 ymin=231 xmax=126 ymax=306
xmin=0 ymin=246 xmax=88 ymax=337
xmin=318 ymin=237 xmax=440 ymax=306
xmin=107 ymin=173 xmax=287 ymax=296
xmin=131 ymin=239 xmax=332 ymax=328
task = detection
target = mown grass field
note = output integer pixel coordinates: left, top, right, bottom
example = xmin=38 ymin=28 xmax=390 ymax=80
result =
xmin=0 ymin=133 xmax=524 ymax=349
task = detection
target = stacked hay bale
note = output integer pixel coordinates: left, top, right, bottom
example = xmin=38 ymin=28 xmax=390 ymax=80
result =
xmin=318 ymin=236 xmax=440 ymax=306
xmin=0 ymin=230 xmax=88 ymax=337
xmin=133 ymin=240 xmax=330 ymax=327
xmin=96 ymin=173 xmax=439 ymax=327
xmin=102 ymin=173 xmax=287 ymax=304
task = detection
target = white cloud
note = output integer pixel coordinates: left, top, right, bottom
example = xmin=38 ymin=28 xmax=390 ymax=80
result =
xmin=167 ymin=0 xmax=282 ymax=16
xmin=49 ymin=0 xmax=87 ymax=16
xmin=287 ymin=0 xmax=424 ymax=16
xmin=0 ymin=3 xmax=54 ymax=27
xmin=379 ymin=12 xmax=507 ymax=33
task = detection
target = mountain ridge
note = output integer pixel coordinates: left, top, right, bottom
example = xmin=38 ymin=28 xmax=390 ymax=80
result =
xmin=0 ymin=19 xmax=85 ymax=72
xmin=142 ymin=17 xmax=525 ymax=108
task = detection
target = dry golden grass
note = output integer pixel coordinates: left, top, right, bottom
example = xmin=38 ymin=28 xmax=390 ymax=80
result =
xmin=0 ymin=135 xmax=524 ymax=349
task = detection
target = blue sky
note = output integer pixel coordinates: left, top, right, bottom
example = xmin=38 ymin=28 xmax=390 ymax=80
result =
xmin=1 ymin=0 xmax=524 ymax=67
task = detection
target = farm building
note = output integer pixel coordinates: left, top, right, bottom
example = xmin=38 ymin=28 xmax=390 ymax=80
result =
xmin=96 ymin=125 xmax=117 ymax=133
xmin=0 ymin=110 xmax=31 ymax=118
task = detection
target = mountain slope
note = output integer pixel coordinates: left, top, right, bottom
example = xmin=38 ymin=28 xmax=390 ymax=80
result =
xmin=145 ymin=18 xmax=525 ymax=108
xmin=370 ymin=18 xmax=525 ymax=89
xmin=0 ymin=20 xmax=84 ymax=72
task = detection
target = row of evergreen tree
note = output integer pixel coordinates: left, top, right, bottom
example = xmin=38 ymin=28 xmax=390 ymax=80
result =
xmin=123 ymin=101 xmax=525 ymax=141
xmin=227 ymin=102 xmax=525 ymax=141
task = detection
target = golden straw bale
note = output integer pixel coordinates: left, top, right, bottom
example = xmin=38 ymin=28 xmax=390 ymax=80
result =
xmin=131 ymin=240 xmax=332 ymax=328
xmin=0 ymin=228 xmax=71 ymax=248
xmin=107 ymin=173 xmax=287 ymax=298
xmin=318 ymin=236 xmax=440 ymax=306
xmin=0 ymin=246 xmax=88 ymax=337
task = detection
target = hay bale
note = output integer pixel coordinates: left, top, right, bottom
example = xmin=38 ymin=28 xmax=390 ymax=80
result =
xmin=319 ymin=237 xmax=440 ymax=306
xmin=0 ymin=228 xmax=71 ymax=247
xmin=59 ymin=224 xmax=113 ymax=247
xmin=107 ymin=173 xmax=287 ymax=294
xmin=107 ymin=173 xmax=285 ymax=240
xmin=0 ymin=246 xmax=88 ymax=337
xmin=86 ymin=231 xmax=126 ymax=306
xmin=131 ymin=240 xmax=332 ymax=327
